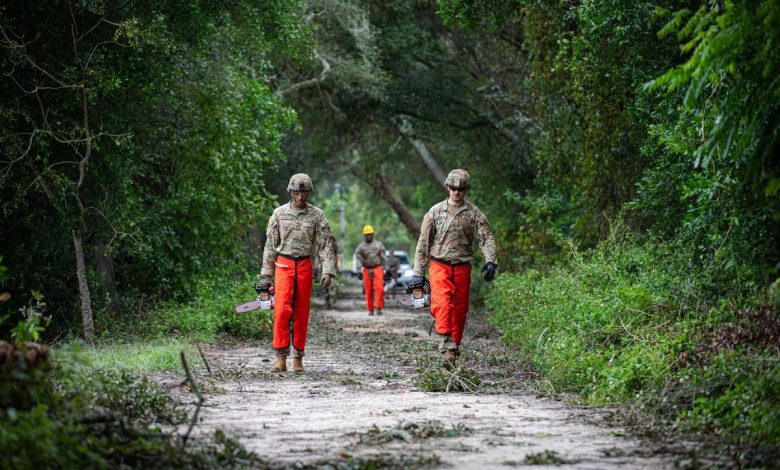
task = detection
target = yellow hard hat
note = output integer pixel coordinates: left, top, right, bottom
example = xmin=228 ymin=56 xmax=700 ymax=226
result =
xmin=362 ymin=225 xmax=375 ymax=235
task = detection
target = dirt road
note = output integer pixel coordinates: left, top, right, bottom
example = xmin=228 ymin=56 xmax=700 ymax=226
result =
xmin=190 ymin=280 xmax=674 ymax=469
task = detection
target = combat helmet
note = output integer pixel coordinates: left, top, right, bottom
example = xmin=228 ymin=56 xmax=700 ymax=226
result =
xmin=287 ymin=173 xmax=313 ymax=192
xmin=444 ymin=169 xmax=470 ymax=189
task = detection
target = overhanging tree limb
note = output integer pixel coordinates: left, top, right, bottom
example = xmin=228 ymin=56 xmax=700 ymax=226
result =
xmin=348 ymin=156 xmax=421 ymax=239
xmin=396 ymin=115 xmax=448 ymax=190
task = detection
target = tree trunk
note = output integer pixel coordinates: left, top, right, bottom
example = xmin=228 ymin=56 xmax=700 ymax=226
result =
xmin=93 ymin=238 xmax=120 ymax=315
xmin=366 ymin=172 xmax=421 ymax=239
xmin=73 ymin=229 xmax=95 ymax=344
xmin=397 ymin=116 xmax=448 ymax=190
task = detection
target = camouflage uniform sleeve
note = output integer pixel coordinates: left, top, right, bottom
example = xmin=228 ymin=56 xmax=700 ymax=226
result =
xmin=413 ymin=210 xmax=435 ymax=276
xmin=316 ymin=213 xmax=337 ymax=277
xmin=475 ymin=209 xmax=497 ymax=265
xmin=260 ymin=213 xmax=279 ymax=278
xmin=354 ymin=243 xmax=364 ymax=268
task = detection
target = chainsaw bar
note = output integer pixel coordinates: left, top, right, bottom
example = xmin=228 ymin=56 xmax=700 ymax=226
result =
xmin=235 ymin=300 xmax=262 ymax=314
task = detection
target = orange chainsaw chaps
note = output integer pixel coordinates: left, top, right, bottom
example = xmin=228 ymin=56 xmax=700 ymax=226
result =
xmin=272 ymin=257 xmax=313 ymax=351
xmin=362 ymin=265 xmax=384 ymax=311
xmin=429 ymin=260 xmax=472 ymax=345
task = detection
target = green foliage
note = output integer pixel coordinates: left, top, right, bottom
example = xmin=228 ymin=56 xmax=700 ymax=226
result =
xmin=648 ymin=1 xmax=780 ymax=170
xmin=635 ymin=0 xmax=780 ymax=281
xmin=436 ymin=0 xmax=523 ymax=29
xmin=9 ymin=294 xmax=49 ymax=345
xmin=682 ymin=351 xmax=780 ymax=456
xmin=318 ymin=185 xmax=416 ymax=268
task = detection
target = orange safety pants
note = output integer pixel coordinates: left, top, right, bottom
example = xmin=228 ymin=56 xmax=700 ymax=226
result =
xmin=362 ymin=265 xmax=385 ymax=311
xmin=429 ymin=259 xmax=472 ymax=346
xmin=272 ymin=255 xmax=313 ymax=353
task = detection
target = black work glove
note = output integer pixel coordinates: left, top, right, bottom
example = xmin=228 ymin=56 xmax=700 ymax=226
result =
xmin=357 ymin=271 xmax=363 ymax=280
xmin=255 ymin=275 xmax=271 ymax=293
xmin=481 ymin=262 xmax=497 ymax=282
xmin=410 ymin=275 xmax=425 ymax=289
xmin=383 ymin=270 xmax=392 ymax=281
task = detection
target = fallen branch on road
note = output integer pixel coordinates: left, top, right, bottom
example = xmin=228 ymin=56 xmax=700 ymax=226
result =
xmin=179 ymin=349 xmax=204 ymax=447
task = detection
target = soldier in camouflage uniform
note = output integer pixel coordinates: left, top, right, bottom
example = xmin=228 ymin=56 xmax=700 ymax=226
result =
xmin=412 ymin=169 xmax=498 ymax=368
xmin=386 ymin=251 xmax=400 ymax=278
xmin=258 ymin=173 xmax=336 ymax=373
xmin=354 ymin=225 xmax=386 ymax=316
xmin=384 ymin=251 xmax=401 ymax=292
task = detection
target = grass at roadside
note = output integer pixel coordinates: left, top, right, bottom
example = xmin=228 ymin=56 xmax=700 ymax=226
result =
xmin=60 ymin=339 xmax=205 ymax=373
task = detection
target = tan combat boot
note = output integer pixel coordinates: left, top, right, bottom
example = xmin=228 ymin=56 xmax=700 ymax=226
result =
xmin=271 ymin=355 xmax=287 ymax=372
xmin=292 ymin=357 xmax=304 ymax=373
xmin=443 ymin=350 xmax=457 ymax=370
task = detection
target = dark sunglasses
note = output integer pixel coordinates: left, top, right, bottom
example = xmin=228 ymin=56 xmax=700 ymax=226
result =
xmin=447 ymin=186 xmax=467 ymax=193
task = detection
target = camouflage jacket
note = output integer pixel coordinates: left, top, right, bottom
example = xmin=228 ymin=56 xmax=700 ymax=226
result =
xmin=413 ymin=199 xmax=497 ymax=276
xmin=261 ymin=202 xmax=336 ymax=278
xmin=354 ymin=240 xmax=386 ymax=269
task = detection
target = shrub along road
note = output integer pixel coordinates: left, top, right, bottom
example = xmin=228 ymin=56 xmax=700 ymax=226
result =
xmin=168 ymin=280 xmax=682 ymax=468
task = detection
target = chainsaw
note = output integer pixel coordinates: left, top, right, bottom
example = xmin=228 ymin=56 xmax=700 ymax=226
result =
xmin=397 ymin=279 xmax=431 ymax=310
xmin=235 ymin=285 xmax=275 ymax=313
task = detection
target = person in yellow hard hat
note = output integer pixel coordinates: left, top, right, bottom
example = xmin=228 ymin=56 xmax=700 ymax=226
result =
xmin=354 ymin=225 xmax=386 ymax=316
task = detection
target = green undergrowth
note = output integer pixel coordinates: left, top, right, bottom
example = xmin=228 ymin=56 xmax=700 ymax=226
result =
xmin=0 ymin=351 xmax=264 ymax=469
xmin=157 ymin=272 xmax=270 ymax=342
xmin=95 ymin=272 xmax=272 ymax=344
xmin=488 ymin=233 xmax=780 ymax=464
